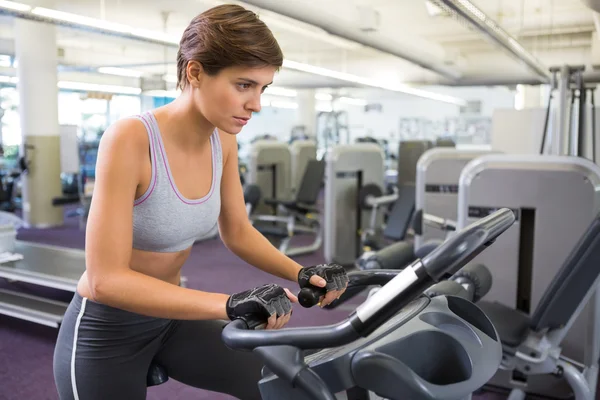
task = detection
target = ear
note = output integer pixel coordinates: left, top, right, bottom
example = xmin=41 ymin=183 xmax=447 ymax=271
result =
xmin=186 ymin=61 xmax=204 ymax=88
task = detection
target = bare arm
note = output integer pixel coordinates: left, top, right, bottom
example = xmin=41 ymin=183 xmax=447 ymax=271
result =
xmin=85 ymin=119 xmax=229 ymax=320
xmin=217 ymin=132 xmax=304 ymax=283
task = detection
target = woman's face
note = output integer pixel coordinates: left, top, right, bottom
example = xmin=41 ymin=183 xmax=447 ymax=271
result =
xmin=193 ymin=65 xmax=277 ymax=134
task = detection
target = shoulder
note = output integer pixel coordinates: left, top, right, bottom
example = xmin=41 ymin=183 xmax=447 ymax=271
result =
xmin=216 ymin=129 xmax=239 ymax=163
xmin=99 ymin=116 xmax=150 ymax=157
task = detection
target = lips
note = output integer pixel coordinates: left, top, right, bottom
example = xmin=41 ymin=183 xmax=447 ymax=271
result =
xmin=233 ymin=116 xmax=250 ymax=126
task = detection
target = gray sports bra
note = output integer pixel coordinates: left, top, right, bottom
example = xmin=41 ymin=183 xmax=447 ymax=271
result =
xmin=130 ymin=111 xmax=222 ymax=253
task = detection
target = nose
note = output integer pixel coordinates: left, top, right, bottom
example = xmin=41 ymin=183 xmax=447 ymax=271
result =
xmin=246 ymin=93 xmax=261 ymax=113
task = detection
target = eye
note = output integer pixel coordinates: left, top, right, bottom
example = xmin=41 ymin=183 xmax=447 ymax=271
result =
xmin=261 ymin=86 xmax=269 ymax=93
xmin=237 ymin=83 xmax=252 ymax=90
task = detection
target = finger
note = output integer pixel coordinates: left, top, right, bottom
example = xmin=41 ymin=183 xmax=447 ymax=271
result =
xmin=318 ymin=295 xmax=325 ymax=307
xmin=275 ymin=315 xmax=286 ymax=330
xmin=272 ymin=316 xmax=281 ymax=330
xmin=322 ymin=291 xmax=339 ymax=307
xmin=284 ymin=288 xmax=298 ymax=303
xmin=266 ymin=313 xmax=277 ymax=330
xmin=279 ymin=313 xmax=291 ymax=329
xmin=309 ymin=275 xmax=327 ymax=287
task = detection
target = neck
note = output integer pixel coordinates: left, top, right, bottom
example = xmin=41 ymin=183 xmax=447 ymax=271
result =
xmin=159 ymin=90 xmax=214 ymax=149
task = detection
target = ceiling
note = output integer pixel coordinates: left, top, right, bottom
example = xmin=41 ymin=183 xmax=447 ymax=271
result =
xmin=0 ymin=0 xmax=597 ymax=100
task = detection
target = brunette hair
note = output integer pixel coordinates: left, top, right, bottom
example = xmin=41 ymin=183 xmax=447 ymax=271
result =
xmin=176 ymin=4 xmax=283 ymax=90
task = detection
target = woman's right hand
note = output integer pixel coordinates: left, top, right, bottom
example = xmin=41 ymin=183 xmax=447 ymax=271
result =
xmin=226 ymin=284 xmax=294 ymax=330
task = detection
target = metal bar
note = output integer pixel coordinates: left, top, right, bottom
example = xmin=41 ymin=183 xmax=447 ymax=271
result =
xmin=433 ymin=0 xmax=550 ymax=83
xmin=578 ymin=75 xmax=587 ymax=158
xmin=554 ymin=65 xmax=571 ymax=155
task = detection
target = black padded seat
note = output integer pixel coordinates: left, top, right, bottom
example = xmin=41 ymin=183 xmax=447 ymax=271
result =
xmin=262 ymin=198 xmax=319 ymax=214
xmin=256 ymin=224 xmax=312 ymax=238
xmin=477 ymin=301 xmax=531 ymax=349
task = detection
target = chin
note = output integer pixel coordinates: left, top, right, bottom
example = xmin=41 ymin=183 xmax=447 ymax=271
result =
xmin=217 ymin=123 xmax=243 ymax=135
xmin=226 ymin=123 xmax=244 ymax=135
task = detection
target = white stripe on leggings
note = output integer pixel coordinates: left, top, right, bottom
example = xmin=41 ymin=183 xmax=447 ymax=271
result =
xmin=71 ymin=297 xmax=87 ymax=400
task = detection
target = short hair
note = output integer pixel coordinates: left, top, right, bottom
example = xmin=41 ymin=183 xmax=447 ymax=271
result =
xmin=176 ymin=4 xmax=284 ymax=90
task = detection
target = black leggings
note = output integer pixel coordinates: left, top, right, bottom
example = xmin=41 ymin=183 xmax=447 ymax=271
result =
xmin=53 ymin=292 xmax=263 ymax=400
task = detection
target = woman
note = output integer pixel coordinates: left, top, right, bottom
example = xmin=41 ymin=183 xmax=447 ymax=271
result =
xmin=53 ymin=5 xmax=348 ymax=400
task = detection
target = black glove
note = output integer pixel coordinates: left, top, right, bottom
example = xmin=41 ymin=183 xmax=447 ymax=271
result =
xmin=298 ymin=263 xmax=349 ymax=291
xmin=226 ymin=283 xmax=292 ymax=321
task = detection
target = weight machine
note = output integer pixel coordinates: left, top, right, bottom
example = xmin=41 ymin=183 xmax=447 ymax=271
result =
xmin=541 ymin=65 xmax=597 ymax=162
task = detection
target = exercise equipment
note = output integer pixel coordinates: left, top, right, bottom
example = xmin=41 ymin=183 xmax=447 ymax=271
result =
xmin=435 ymin=137 xmax=456 ymax=147
xmin=414 ymin=148 xmax=496 ymax=251
xmin=457 ymin=154 xmax=600 ymax=399
xmin=331 ymin=257 xmax=490 ymax=311
xmin=221 ymin=208 xmax=515 ymax=400
xmin=246 ymin=140 xmax=292 ymax=214
xmin=250 ymin=160 xmax=325 ymax=257
xmin=358 ymin=140 xmax=434 ymax=253
xmin=357 ymin=147 xmax=489 ymax=274
xmin=323 ymin=143 xmax=384 ymax=265
xmin=541 ymin=65 xmax=597 ymax=161
xmin=316 ymin=110 xmax=349 ymax=160
xmin=477 ymin=212 xmax=600 ymax=400
xmin=290 ymin=139 xmax=317 ymax=196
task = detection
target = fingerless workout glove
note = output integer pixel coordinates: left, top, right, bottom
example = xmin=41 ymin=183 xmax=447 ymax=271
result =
xmin=298 ymin=263 xmax=349 ymax=291
xmin=226 ymin=283 xmax=292 ymax=321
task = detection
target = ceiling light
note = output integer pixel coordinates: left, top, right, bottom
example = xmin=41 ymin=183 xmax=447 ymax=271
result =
xmin=0 ymin=0 xmax=31 ymax=12
xmin=58 ymin=81 xmax=141 ymax=95
xmin=31 ymin=7 xmax=179 ymax=45
xmin=0 ymin=74 xmax=142 ymax=95
xmin=98 ymin=67 xmax=142 ymax=78
xmin=32 ymin=7 xmax=131 ymax=33
xmin=283 ymin=59 xmax=467 ymax=106
xmin=129 ymin=28 xmax=180 ymax=45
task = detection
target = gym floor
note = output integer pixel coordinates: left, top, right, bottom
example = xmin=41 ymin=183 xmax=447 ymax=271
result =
xmin=0 ymin=206 xmax=506 ymax=400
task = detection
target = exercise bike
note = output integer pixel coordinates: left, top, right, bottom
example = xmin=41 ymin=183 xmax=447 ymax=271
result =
xmin=221 ymin=208 xmax=515 ymax=399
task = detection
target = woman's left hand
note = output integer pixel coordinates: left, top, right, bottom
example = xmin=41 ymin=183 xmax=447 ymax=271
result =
xmin=298 ymin=264 xmax=349 ymax=308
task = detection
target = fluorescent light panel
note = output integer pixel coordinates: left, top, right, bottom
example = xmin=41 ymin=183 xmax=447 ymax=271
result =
xmin=98 ymin=67 xmax=142 ymax=78
xmin=283 ymin=60 xmax=466 ymax=106
xmin=0 ymin=0 xmax=30 ymax=12
xmin=0 ymin=74 xmax=141 ymax=95
xmin=30 ymin=6 xmax=179 ymax=45
xmin=0 ymin=1 xmax=466 ymax=105
xmin=58 ymin=81 xmax=142 ymax=95
xmin=32 ymin=7 xmax=131 ymax=33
